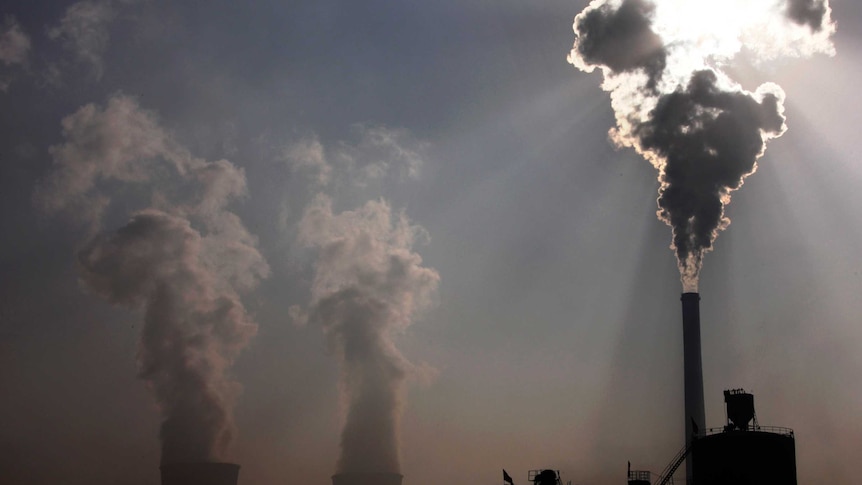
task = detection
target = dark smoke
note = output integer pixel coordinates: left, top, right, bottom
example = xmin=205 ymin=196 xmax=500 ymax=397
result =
xmin=572 ymin=0 xmax=666 ymax=89
xmin=786 ymin=0 xmax=829 ymax=31
xmin=633 ymin=70 xmax=786 ymax=288
xmin=36 ymin=95 xmax=268 ymax=463
xmin=293 ymin=194 xmax=439 ymax=475
xmin=568 ymin=0 xmax=835 ymax=290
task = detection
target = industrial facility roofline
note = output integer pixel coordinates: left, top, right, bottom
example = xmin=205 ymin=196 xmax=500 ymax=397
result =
xmin=702 ymin=425 xmax=794 ymax=438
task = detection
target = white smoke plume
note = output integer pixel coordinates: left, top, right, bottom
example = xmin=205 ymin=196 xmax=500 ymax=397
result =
xmin=568 ymin=0 xmax=835 ymax=291
xmin=340 ymin=125 xmax=426 ymax=185
xmin=292 ymin=193 xmax=439 ymax=474
xmin=47 ymin=0 xmax=135 ymax=78
xmin=284 ymin=136 xmax=332 ymax=187
xmin=36 ymin=94 xmax=269 ymax=463
xmin=0 ymin=15 xmax=31 ymax=92
xmin=0 ymin=16 xmax=30 ymax=66
xmin=282 ymin=125 xmax=426 ymax=192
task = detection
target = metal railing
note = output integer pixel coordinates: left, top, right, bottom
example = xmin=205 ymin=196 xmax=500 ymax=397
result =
xmin=703 ymin=425 xmax=794 ymax=437
xmin=631 ymin=425 xmax=795 ymax=485
xmin=628 ymin=470 xmax=651 ymax=481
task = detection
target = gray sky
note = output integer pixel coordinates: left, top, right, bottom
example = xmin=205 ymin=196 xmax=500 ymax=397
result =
xmin=2 ymin=1 xmax=861 ymax=484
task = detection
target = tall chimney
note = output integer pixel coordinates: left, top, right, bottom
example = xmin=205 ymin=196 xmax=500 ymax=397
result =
xmin=160 ymin=462 xmax=240 ymax=485
xmin=331 ymin=472 xmax=404 ymax=485
xmin=681 ymin=292 xmax=705 ymax=482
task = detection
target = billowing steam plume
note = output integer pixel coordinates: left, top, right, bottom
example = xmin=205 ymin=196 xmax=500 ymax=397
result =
xmin=35 ymin=95 xmax=269 ymax=463
xmin=568 ymin=0 xmax=835 ymax=291
xmin=292 ymin=194 xmax=439 ymax=475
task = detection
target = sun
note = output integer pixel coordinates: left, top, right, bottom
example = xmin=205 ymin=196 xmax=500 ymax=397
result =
xmin=651 ymin=0 xmax=779 ymax=63
xmin=649 ymin=0 xmax=835 ymax=71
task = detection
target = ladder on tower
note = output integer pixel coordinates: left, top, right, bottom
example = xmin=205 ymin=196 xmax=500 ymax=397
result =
xmin=653 ymin=442 xmax=693 ymax=485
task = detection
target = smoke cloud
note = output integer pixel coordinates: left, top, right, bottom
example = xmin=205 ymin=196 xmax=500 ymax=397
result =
xmin=36 ymin=94 xmax=268 ymax=463
xmin=293 ymin=194 xmax=439 ymax=474
xmin=568 ymin=0 xmax=835 ymax=291
xmin=284 ymin=136 xmax=332 ymax=187
xmin=786 ymin=0 xmax=830 ymax=31
xmin=283 ymin=125 xmax=426 ymax=191
xmin=0 ymin=16 xmax=30 ymax=66
xmin=0 ymin=16 xmax=31 ymax=92
xmin=47 ymin=0 xmax=135 ymax=78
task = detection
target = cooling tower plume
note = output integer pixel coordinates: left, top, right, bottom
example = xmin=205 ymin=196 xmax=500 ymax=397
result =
xmin=77 ymin=210 xmax=259 ymax=462
xmin=568 ymin=0 xmax=835 ymax=291
xmin=293 ymin=194 xmax=439 ymax=477
xmin=35 ymin=95 xmax=269 ymax=463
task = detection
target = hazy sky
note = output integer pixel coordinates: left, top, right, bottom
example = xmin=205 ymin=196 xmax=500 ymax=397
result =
xmin=2 ymin=1 xmax=861 ymax=484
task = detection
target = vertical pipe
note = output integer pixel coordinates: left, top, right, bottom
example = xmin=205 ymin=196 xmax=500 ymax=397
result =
xmin=681 ymin=292 xmax=705 ymax=483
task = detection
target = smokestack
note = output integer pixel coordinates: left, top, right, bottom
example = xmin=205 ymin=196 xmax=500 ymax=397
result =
xmin=160 ymin=462 xmax=240 ymax=485
xmin=331 ymin=472 xmax=404 ymax=485
xmin=681 ymin=292 xmax=705 ymax=481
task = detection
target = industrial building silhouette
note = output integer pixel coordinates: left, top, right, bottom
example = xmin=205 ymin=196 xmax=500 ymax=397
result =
xmin=626 ymin=293 xmax=797 ymax=485
xmin=154 ymin=293 xmax=797 ymax=485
